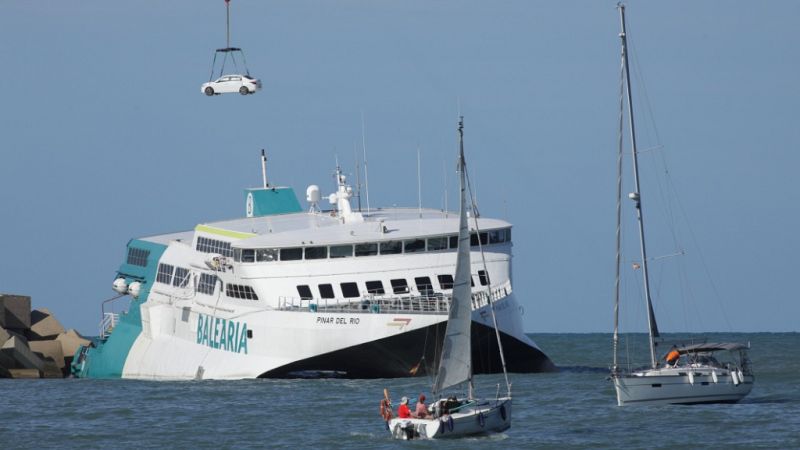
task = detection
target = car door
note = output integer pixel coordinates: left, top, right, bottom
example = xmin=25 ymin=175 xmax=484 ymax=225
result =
xmin=230 ymin=75 xmax=243 ymax=92
xmin=217 ymin=76 xmax=234 ymax=93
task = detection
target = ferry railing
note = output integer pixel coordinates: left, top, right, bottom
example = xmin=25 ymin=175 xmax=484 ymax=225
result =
xmin=278 ymin=281 xmax=513 ymax=315
xmin=99 ymin=312 xmax=119 ymax=339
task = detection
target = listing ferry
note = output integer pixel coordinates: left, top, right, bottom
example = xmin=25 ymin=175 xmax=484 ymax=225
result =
xmin=73 ymin=157 xmax=555 ymax=379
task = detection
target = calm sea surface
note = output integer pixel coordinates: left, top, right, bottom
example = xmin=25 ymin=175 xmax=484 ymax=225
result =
xmin=1 ymin=333 xmax=797 ymax=449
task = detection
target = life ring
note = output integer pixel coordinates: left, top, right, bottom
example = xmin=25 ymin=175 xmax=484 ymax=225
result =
xmin=477 ymin=412 xmax=485 ymax=427
xmin=500 ymin=404 xmax=507 ymax=421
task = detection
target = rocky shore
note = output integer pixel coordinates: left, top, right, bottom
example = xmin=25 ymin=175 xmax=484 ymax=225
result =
xmin=0 ymin=294 xmax=90 ymax=378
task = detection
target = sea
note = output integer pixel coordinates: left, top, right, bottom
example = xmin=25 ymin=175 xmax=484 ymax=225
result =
xmin=1 ymin=332 xmax=797 ymax=449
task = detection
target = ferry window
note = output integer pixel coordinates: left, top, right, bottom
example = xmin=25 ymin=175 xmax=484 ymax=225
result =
xmin=226 ymin=284 xmax=259 ymax=300
xmin=330 ymin=245 xmax=353 ymax=258
xmin=198 ymin=273 xmax=217 ymax=295
xmin=505 ymin=228 xmax=512 ymax=242
xmin=156 ymin=263 xmax=174 ymax=284
xmin=449 ymin=235 xmax=458 ymax=249
xmin=489 ymin=229 xmax=505 ymax=244
xmin=280 ymin=247 xmax=303 ymax=261
xmin=173 ymin=267 xmax=190 ymax=288
xmin=437 ymin=274 xmax=454 ymax=290
xmin=478 ymin=270 xmax=490 ymax=286
xmin=233 ymin=248 xmax=242 ymax=262
xmin=340 ymin=282 xmax=360 ymax=298
xmin=414 ymin=276 xmax=434 ymax=296
xmin=196 ymin=236 xmax=233 ymax=257
xmin=404 ymin=239 xmax=426 ymax=253
xmin=296 ymin=285 xmax=313 ymax=300
xmin=365 ymin=280 xmax=385 ymax=294
xmin=470 ymin=232 xmax=488 ymax=247
xmin=304 ymin=246 xmax=327 ymax=260
xmin=257 ymin=248 xmax=278 ymax=262
xmin=427 ymin=236 xmax=448 ymax=251
xmin=355 ymin=243 xmax=378 ymax=257
xmin=318 ymin=284 xmax=335 ymax=299
xmin=242 ymin=249 xmax=256 ymax=263
xmin=390 ymin=279 xmax=409 ymax=294
xmin=127 ymin=247 xmax=150 ymax=267
xmin=379 ymin=241 xmax=402 ymax=255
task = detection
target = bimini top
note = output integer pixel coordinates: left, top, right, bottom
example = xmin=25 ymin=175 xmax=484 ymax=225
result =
xmin=676 ymin=342 xmax=749 ymax=354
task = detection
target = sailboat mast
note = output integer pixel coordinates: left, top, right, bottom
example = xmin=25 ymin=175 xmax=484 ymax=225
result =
xmin=613 ymin=32 xmax=626 ymax=373
xmin=619 ymin=3 xmax=659 ymax=369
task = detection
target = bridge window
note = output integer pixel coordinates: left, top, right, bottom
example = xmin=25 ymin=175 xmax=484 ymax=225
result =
xmin=478 ymin=269 xmax=490 ymax=286
xmin=470 ymin=232 xmax=488 ymax=247
xmin=390 ymin=279 xmax=409 ymax=294
xmin=318 ymin=284 xmax=335 ymax=299
xmin=198 ymin=273 xmax=217 ymax=295
xmin=365 ymin=280 xmax=385 ymax=294
xmin=296 ymin=285 xmax=313 ymax=300
xmin=489 ymin=229 xmax=505 ymax=244
xmin=427 ymin=236 xmax=448 ymax=251
xmin=340 ymin=282 xmax=359 ymax=298
xmin=173 ymin=267 xmax=190 ymax=287
xmin=227 ymin=284 xmax=259 ymax=300
xmin=196 ymin=236 xmax=233 ymax=257
xmin=330 ymin=245 xmax=353 ymax=258
xmin=156 ymin=263 xmax=174 ymax=284
xmin=304 ymin=246 xmax=327 ymax=260
xmin=280 ymin=247 xmax=303 ymax=261
xmin=355 ymin=243 xmax=378 ymax=257
xmin=242 ymin=249 xmax=256 ymax=263
xmin=437 ymin=274 xmax=454 ymax=290
xmin=404 ymin=239 xmax=425 ymax=253
xmin=257 ymin=248 xmax=279 ymax=262
xmin=449 ymin=235 xmax=459 ymax=249
xmin=414 ymin=276 xmax=434 ymax=296
xmin=379 ymin=241 xmax=402 ymax=255
xmin=127 ymin=247 xmax=150 ymax=267
xmin=505 ymin=228 xmax=512 ymax=242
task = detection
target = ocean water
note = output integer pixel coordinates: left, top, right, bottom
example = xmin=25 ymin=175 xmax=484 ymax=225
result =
xmin=1 ymin=333 xmax=797 ymax=449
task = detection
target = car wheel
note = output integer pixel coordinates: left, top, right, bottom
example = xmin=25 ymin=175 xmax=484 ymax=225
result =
xmin=204 ymin=87 xmax=214 ymax=96
xmin=239 ymin=86 xmax=249 ymax=95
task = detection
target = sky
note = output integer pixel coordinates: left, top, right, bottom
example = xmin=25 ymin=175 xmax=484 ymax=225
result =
xmin=1 ymin=1 xmax=798 ymax=335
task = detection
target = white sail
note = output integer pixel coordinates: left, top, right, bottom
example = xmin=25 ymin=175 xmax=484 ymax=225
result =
xmin=432 ymin=120 xmax=472 ymax=396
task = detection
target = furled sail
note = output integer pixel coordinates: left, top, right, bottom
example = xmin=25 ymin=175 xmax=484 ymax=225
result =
xmin=432 ymin=119 xmax=472 ymax=396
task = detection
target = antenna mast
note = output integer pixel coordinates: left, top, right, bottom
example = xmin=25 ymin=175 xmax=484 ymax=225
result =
xmin=354 ymin=142 xmax=362 ymax=212
xmin=361 ymin=112 xmax=371 ymax=215
xmin=261 ymin=149 xmax=268 ymax=188
xmin=417 ymin=146 xmax=422 ymax=218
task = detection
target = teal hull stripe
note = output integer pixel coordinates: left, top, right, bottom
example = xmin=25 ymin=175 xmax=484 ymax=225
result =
xmin=77 ymin=239 xmax=166 ymax=378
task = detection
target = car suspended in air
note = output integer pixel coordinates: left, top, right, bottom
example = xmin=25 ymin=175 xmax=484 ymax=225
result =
xmin=201 ymin=1 xmax=260 ymax=96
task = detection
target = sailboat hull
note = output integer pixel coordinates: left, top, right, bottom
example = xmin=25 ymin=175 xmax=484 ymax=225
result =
xmin=613 ymin=368 xmax=754 ymax=406
xmin=389 ymin=398 xmax=512 ymax=439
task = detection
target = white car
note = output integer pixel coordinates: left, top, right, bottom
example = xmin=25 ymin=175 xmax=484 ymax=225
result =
xmin=201 ymin=74 xmax=261 ymax=96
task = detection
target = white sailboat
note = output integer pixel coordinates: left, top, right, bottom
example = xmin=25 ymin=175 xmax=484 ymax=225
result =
xmin=610 ymin=3 xmax=754 ymax=406
xmin=385 ymin=118 xmax=512 ymax=439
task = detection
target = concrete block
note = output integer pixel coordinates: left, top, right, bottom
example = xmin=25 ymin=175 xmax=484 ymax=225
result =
xmin=0 ymin=294 xmax=31 ymax=330
xmin=0 ymin=327 xmax=10 ymax=348
xmin=29 ymin=308 xmax=66 ymax=340
xmin=1 ymin=335 xmax=44 ymax=371
xmin=8 ymin=368 xmax=40 ymax=379
xmin=40 ymin=360 xmax=63 ymax=378
xmin=30 ymin=340 xmax=65 ymax=370
xmin=56 ymin=329 xmax=91 ymax=358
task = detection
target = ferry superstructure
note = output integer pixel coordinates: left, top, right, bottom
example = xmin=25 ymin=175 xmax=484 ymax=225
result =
xmin=73 ymin=165 xmax=555 ymax=379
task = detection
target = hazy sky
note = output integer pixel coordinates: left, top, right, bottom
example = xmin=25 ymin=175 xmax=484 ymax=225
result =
xmin=1 ymin=1 xmax=798 ymax=335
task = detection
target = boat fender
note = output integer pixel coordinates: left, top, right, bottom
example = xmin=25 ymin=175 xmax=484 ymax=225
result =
xmin=737 ymin=368 xmax=744 ymax=383
xmin=477 ymin=412 xmax=485 ymax=428
xmin=500 ymin=404 xmax=507 ymax=421
xmin=688 ymin=371 xmax=695 ymax=385
xmin=731 ymin=370 xmax=740 ymax=386
xmin=711 ymin=370 xmax=719 ymax=384
xmin=447 ymin=415 xmax=454 ymax=432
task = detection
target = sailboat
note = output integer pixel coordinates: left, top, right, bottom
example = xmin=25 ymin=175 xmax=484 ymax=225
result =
xmin=610 ymin=3 xmax=754 ymax=406
xmin=384 ymin=118 xmax=512 ymax=439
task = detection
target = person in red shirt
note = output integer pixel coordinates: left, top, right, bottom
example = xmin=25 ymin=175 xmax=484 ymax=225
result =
xmin=397 ymin=396 xmax=412 ymax=418
xmin=415 ymin=394 xmax=429 ymax=419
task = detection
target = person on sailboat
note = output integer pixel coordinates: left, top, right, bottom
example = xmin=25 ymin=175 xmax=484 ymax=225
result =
xmin=666 ymin=345 xmax=680 ymax=367
xmin=414 ymin=394 xmax=429 ymax=419
xmin=397 ymin=397 xmax=412 ymax=418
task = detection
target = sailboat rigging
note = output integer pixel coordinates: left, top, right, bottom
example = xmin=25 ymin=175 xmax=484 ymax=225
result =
xmin=610 ymin=3 xmax=754 ymax=406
